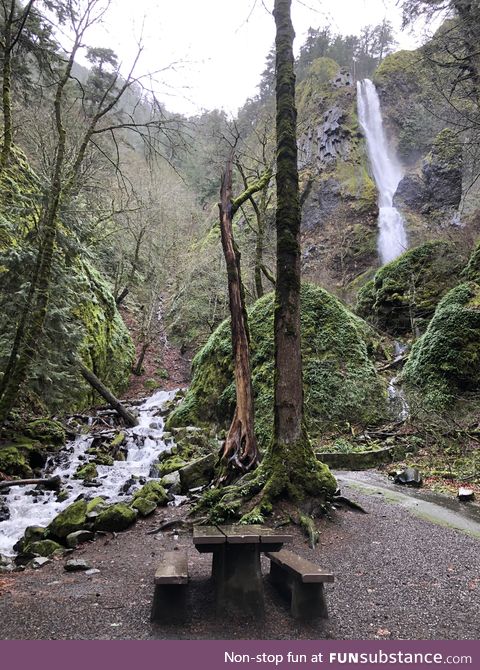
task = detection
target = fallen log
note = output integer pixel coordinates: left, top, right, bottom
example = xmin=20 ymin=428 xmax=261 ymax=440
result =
xmin=71 ymin=358 xmax=138 ymax=427
xmin=0 ymin=475 xmax=61 ymax=491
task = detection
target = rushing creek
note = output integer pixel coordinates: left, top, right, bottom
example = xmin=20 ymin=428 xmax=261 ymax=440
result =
xmin=0 ymin=389 xmax=177 ymax=556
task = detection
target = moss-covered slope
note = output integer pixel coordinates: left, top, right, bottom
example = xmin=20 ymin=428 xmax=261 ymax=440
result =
xmin=356 ymin=241 xmax=463 ymax=336
xmin=168 ymin=283 xmax=387 ymax=449
xmin=0 ymin=149 xmax=134 ymax=413
xmin=403 ymin=281 xmax=480 ymax=409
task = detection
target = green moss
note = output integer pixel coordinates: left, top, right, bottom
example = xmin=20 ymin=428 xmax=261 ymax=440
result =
xmin=130 ymin=497 xmax=157 ymax=516
xmin=156 ymin=455 xmax=188 ymax=476
xmin=403 ymin=281 xmax=480 ymax=409
xmin=168 ymin=283 xmax=387 ymax=449
xmin=93 ymin=503 xmax=137 ymax=532
xmin=23 ymin=419 xmax=65 ymax=446
xmin=462 ymin=240 xmax=480 ymax=283
xmin=132 ymin=480 xmax=168 ymax=506
xmin=47 ymin=500 xmax=88 ymax=539
xmin=143 ymin=378 xmax=159 ymax=390
xmin=86 ymin=497 xmax=105 ymax=513
xmin=357 ymin=241 xmax=462 ymax=335
xmin=26 ymin=539 xmax=64 ymax=557
xmin=73 ymin=463 xmax=98 ymax=480
xmin=0 ymin=445 xmax=33 ymax=477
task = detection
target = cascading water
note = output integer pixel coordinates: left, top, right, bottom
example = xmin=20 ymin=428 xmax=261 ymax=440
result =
xmin=357 ymin=78 xmax=408 ymax=265
xmin=0 ymin=389 xmax=178 ymax=556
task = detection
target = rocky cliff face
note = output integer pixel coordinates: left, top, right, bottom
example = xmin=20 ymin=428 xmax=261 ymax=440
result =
xmin=296 ymin=60 xmax=379 ymax=294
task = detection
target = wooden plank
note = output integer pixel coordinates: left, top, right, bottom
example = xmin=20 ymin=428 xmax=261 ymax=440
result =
xmin=219 ymin=524 xmax=260 ymax=544
xmin=266 ymin=549 xmax=334 ymax=584
xmin=154 ymin=551 xmax=188 ymax=585
xmin=193 ymin=526 xmax=226 ymax=545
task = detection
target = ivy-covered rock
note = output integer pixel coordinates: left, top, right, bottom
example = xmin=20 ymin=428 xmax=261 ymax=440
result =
xmin=93 ymin=503 xmax=137 ymax=532
xmin=403 ymin=282 xmax=480 ymax=409
xmin=47 ymin=500 xmax=88 ymax=539
xmin=168 ymin=283 xmax=387 ymax=449
xmin=356 ymin=241 xmax=462 ymax=335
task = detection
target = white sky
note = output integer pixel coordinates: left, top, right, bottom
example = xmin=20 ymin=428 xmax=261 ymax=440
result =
xmin=80 ymin=0 xmax=430 ymax=116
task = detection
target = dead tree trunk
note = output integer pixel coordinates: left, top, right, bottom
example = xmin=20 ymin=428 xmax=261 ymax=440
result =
xmin=76 ymin=360 xmax=138 ymax=427
xmin=218 ymin=156 xmax=258 ymax=478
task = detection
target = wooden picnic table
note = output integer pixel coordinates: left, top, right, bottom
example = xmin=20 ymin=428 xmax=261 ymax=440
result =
xmin=193 ymin=524 xmax=291 ymax=618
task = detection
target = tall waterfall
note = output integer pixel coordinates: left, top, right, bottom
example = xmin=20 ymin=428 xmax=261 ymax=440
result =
xmin=357 ymin=78 xmax=408 ymax=264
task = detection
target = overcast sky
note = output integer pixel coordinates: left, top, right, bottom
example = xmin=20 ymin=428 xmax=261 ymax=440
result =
xmin=81 ymin=0 xmax=430 ymax=116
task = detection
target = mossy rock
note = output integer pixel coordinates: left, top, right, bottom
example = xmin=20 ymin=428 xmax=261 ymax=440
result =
xmin=47 ymin=500 xmax=88 ymax=539
xmin=26 ymin=539 xmax=64 ymax=557
xmin=403 ymin=281 xmax=480 ymax=409
xmin=23 ymin=419 xmax=65 ymax=447
xmin=0 ymin=445 xmax=33 ymax=478
xmin=86 ymin=497 xmax=105 ymax=513
xmin=130 ymin=497 xmax=157 ymax=517
xmin=73 ymin=463 xmax=98 ymax=481
xmin=91 ymin=451 xmax=114 ymax=466
xmin=167 ymin=283 xmax=387 ymax=448
xmin=132 ymin=480 xmax=168 ymax=506
xmin=356 ymin=241 xmax=462 ymax=336
xmin=93 ymin=503 xmax=137 ymax=532
xmin=156 ymin=455 xmax=188 ymax=477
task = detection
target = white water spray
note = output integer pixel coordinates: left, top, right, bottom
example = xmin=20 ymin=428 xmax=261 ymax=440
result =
xmin=357 ymin=79 xmax=408 ymax=264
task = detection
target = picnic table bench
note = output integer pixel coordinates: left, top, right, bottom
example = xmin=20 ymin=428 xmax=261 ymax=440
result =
xmin=150 ymin=550 xmax=188 ymax=623
xmin=266 ymin=548 xmax=334 ymax=619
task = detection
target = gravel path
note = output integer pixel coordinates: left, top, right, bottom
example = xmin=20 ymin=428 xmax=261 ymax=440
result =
xmin=0 ymin=472 xmax=479 ymax=640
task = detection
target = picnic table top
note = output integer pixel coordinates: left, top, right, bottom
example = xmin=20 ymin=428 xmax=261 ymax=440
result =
xmin=193 ymin=524 xmax=291 ymax=546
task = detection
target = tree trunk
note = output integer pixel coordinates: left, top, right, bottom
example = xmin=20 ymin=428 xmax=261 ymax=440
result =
xmin=261 ymin=0 xmax=336 ymax=501
xmin=218 ymin=156 xmax=258 ymax=478
xmin=76 ymin=360 xmax=138 ymax=427
xmin=0 ymin=476 xmax=61 ymax=491
xmin=133 ymin=341 xmax=149 ymax=376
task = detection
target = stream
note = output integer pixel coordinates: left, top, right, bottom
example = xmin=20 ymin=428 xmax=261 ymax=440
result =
xmin=0 ymin=389 xmax=177 ymax=557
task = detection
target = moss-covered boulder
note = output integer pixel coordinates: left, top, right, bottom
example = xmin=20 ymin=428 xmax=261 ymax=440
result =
xmin=26 ymin=539 xmax=64 ymax=557
xmin=403 ymin=282 xmax=480 ymax=409
xmin=73 ymin=463 xmax=98 ymax=481
xmin=0 ymin=435 xmax=51 ymax=478
xmin=23 ymin=419 xmax=65 ymax=447
xmin=47 ymin=500 xmax=88 ymax=539
xmin=130 ymin=497 xmax=157 ymax=517
xmin=357 ymin=241 xmax=462 ymax=335
xmin=132 ymin=480 xmax=168 ymax=506
xmin=93 ymin=503 xmax=137 ymax=532
xmin=168 ymin=284 xmax=387 ymax=448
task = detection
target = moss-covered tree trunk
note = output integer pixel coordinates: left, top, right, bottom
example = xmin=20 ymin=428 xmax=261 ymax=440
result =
xmin=218 ymin=156 xmax=259 ymax=478
xmin=261 ymin=0 xmax=335 ymax=501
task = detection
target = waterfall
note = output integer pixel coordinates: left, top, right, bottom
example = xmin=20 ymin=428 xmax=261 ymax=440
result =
xmin=357 ymin=78 xmax=408 ymax=264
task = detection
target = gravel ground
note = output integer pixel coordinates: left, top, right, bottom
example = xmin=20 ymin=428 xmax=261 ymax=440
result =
xmin=0 ymin=474 xmax=479 ymax=640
